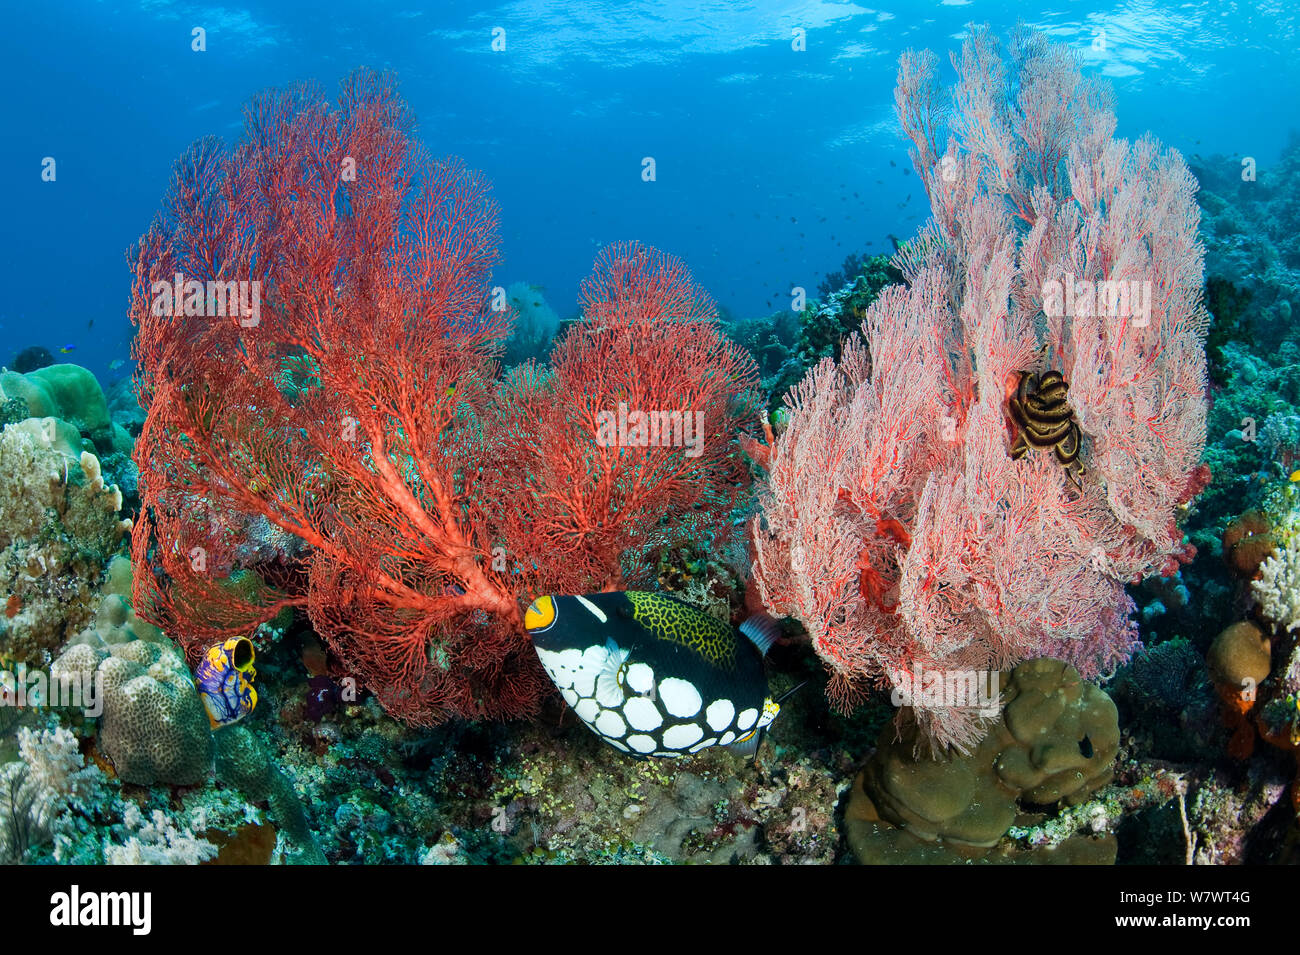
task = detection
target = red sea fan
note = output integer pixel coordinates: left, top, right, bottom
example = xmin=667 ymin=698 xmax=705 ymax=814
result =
xmin=129 ymin=71 xmax=757 ymax=724
xmin=483 ymin=242 xmax=759 ymax=594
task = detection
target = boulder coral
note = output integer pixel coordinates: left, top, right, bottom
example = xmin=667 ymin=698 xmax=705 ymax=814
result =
xmin=844 ymin=659 xmax=1119 ymax=863
xmin=0 ymin=364 xmax=132 ymax=457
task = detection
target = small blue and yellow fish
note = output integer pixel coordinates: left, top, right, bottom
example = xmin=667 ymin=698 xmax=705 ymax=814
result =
xmin=194 ymin=636 xmax=258 ymax=728
xmin=525 ymin=591 xmax=787 ymax=758
xmin=58 ymin=344 xmax=76 ymax=354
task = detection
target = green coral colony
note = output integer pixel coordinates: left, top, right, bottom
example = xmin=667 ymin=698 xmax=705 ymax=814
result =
xmin=2 ymin=21 xmax=1299 ymax=869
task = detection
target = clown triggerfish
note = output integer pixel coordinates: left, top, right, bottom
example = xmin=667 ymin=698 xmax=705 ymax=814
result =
xmin=524 ymin=591 xmax=785 ymax=758
xmin=194 ymin=636 xmax=258 ymax=728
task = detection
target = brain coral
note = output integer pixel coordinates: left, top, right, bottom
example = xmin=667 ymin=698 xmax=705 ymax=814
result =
xmin=845 ymin=658 xmax=1119 ymax=864
xmin=53 ymin=637 xmax=213 ymax=786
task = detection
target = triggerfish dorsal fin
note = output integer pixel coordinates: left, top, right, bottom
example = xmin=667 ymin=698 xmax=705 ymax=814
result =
xmin=739 ymin=612 xmax=782 ymax=657
xmin=595 ymin=637 xmax=629 ymax=707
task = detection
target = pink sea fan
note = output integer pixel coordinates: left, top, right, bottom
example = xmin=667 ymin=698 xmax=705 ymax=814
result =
xmin=752 ymin=25 xmax=1206 ymax=753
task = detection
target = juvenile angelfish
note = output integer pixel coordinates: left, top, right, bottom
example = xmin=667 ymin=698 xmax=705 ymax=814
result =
xmin=194 ymin=636 xmax=258 ymax=728
xmin=524 ymin=591 xmax=783 ymax=758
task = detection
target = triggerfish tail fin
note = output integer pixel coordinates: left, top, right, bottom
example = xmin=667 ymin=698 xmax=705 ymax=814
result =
xmin=738 ymin=612 xmax=782 ymax=657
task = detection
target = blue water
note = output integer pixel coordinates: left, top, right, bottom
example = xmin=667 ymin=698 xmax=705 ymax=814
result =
xmin=2 ymin=0 xmax=1297 ymax=383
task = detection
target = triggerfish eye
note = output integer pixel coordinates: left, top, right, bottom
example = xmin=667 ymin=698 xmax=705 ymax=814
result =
xmin=194 ymin=636 xmax=259 ymax=729
xmin=524 ymin=596 xmax=556 ymax=633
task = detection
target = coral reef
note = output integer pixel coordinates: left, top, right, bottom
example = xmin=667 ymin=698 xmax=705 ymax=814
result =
xmin=2 ymin=28 xmax=1294 ymax=873
xmin=1109 ymin=637 xmax=1218 ymax=762
xmin=0 ymin=364 xmax=132 ymax=460
xmin=1192 ymin=134 xmax=1300 ymax=355
xmin=0 ymin=422 xmax=131 ymax=665
xmin=728 ymin=251 xmax=901 ymax=410
xmin=0 ymin=725 xmax=109 ymax=863
xmin=500 ymin=282 xmax=563 ymax=367
xmin=103 ymin=805 xmax=219 ymax=865
xmin=53 ymin=638 xmax=213 ymax=786
xmin=1255 ymin=528 xmax=1300 ymax=632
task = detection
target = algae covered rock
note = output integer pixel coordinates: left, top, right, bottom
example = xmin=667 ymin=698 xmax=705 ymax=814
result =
xmin=845 ymin=659 xmax=1119 ymax=864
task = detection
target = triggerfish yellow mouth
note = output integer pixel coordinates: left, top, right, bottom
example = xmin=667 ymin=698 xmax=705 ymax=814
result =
xmin=194 ymin=636 xmax=258 ymax=729
xmin=524 ymin=595 xmax=556 ymax=633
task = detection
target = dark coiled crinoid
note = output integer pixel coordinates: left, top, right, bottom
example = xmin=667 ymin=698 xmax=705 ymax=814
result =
xmin=1009 ymin=369 xmax=1084 ymax=490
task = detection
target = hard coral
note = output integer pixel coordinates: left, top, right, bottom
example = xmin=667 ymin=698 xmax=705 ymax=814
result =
xmin=1254 ymin=530 xmax=1300 ymax=632
xmin=1223 ymin=510 xmax=1276 ymax=578
xmin=0 ymin=423 xmax=131 ymax=664
xmin=52 ymin=638 xmax=212 ymax=786
xmin=844 ymin=659 xmax=1119 ymax=863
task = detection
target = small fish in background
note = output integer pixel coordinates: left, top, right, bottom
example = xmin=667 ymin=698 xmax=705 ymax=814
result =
xmin=87 ymin=319 xmax=94 ymax=329
xmin=525 ymin=591 xmax=791 ymax=759
xmin=59 ymin=344 xmax=76 ymax=354
xmin=194 ymin=636 xmax=258 ymax=728
xmin=108 ymin=359 xmax=125 ymax=371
